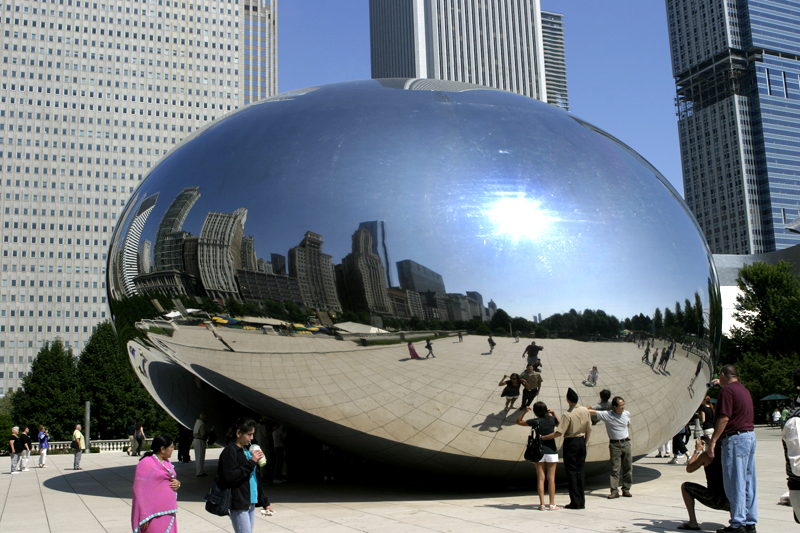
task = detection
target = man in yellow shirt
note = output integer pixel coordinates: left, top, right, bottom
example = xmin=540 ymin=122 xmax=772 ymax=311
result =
xmin=72 ymin=424 xmax=85 ymax=470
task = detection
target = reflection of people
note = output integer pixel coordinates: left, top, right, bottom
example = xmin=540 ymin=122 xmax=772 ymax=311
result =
xmin=219 ymin=418 xmax=273 ymax=532
xmin=517 ymin=402 xmax=561 ymax=510
xmin=522 ymin=341 xmax=542 ymax=366
xmin=519 ymin=364 xmax=543 ymax=410
xmin=782 ymin=367 xmax=800 ymax=524
xmin=650 ymin=349 xmax=659 ymax=370
xmin=131 ymin=434 xmax=180 ymax=533
xmin=499 ymin=374 xmax=521 ymax=410
xmin=589 ymin=397 xmax=632 ymax=498
xmin=488 ymin=335 xmax=496 ymax=354
xmin=709 ymin=365 xmax=757 ymax=532
xmin=424 ymin=339 xmax=435 ymax=358
xmin=457 ymin=331 xmax=463 ymax=342
xmin=582 ymin=367 xmax=598 ymax=386
xmin=407 ymin=342 xmax=421 ymax=360
xmin=272 ymin=423 xmax=287 ymax=484
xmin=542 ymin=388 xmax=591 ymax=509
xmin=688 ymin=359 xmax=704 ymax=390
xmin=678 ymin=436 xmax=729 ymax=531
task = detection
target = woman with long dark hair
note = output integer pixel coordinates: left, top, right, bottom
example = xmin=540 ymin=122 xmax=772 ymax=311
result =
xmin=131 ymin=434 xmax=180 ymax=532
xmin=218 ymin=418 xmax=273 ymax=532
xmin=517 ymin=401 xmax=562 ymax=510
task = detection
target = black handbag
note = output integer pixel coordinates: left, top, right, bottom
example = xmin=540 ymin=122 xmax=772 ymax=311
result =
xmin=204 ymin=477 xmax=232 ymax=516
xmin=70 ymin=440 xmax=80 ymax=450
xmin=523 ymin=421 xmax=544 ymax=463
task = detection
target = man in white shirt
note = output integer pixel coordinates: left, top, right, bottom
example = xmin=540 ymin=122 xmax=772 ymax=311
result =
xmin=589 ymin=396 xmax=632 ymax=498
xmin=193 ymin=413 xmax=208 ymax=477
xmin=782 ymin=367 xmax=800 ymax=523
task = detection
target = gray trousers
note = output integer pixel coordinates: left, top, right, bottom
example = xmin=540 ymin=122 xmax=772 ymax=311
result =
xmin=609 ymin=439 xmax=633 ymax=493
xmin=74 ymin=449 xmax=82 ymax=469
xmin=10 ymin=453 xmax=20 ymax=472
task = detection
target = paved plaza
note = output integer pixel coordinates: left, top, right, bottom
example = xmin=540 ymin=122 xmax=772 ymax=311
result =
xmin=0 ymin=425 xmax=794 ymax=532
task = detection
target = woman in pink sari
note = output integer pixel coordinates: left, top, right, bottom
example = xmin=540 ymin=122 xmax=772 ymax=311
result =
xmin=132 ymin=434 xmax=181 ymax=532
xmin=407 ymin=341 xmax=421 ymax=359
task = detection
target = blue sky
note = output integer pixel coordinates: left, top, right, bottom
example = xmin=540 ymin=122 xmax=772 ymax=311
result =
xmin=277 ymin=1 xmax=683 ymax=195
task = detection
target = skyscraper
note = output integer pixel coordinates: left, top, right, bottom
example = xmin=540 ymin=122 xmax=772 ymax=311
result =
xmin=340 ymin=227 xmax=392 ymax=314
xmin=121 ymin=193 xmax=158 ymax=297
xmin=369 ymin=0 xmax=552 ymax=101
xmin=541 ymin=11 xmax=569 ymax=111
xmin=358 ymin=220 xmax=392 ymax=287
xmin=667 ymin=0 xmax=800 ymax=254
xmin=0 ymin=1 xmax=278 ymax=394
xmin=153 ymin=186 xmax=201 ymax=272
xmin=396 ymin=259 xmax=446 ymax=294
xmin=288 ymin=231 xmax=341 ymax=312
xmin=197 ymin=207 xmax=247 ymax=302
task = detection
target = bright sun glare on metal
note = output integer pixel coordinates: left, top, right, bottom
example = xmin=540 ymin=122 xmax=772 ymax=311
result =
xmin=488 ymin=197 xmax=553 ymax=240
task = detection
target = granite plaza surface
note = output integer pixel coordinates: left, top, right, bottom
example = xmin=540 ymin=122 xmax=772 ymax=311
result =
xmin=0 ymin=426 xmax=793 ymax=532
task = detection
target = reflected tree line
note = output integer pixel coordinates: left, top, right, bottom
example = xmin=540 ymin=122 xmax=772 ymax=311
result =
xmin=625 ymin=292 xmax=708 ymax=340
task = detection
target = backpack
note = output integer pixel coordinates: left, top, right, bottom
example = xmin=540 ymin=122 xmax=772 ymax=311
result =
xmin=523 ymin=420 xmax=544 ymax=462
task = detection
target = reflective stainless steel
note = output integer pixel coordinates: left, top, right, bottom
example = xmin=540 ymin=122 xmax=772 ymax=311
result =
xmin=108 ymin=79 xmax=721 ymax=479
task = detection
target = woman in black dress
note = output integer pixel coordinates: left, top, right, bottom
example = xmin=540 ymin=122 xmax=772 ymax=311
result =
xmin=517 ymin=401 xmax=562 ymax=510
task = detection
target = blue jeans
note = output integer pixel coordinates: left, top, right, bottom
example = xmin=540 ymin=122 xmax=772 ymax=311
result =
xmin=230 ymin=504 xmax=256 ymax=533
xmin=721 ymin=431 xmax=757 ymax=528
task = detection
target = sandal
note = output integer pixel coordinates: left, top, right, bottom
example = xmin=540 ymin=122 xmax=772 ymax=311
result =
xmin=676 ymin=524 xmax=700 ymax=531
xmin=537 ymin=504 xmax=547 ymax=511
xmin=548 ymin=505 xmax=563 ymax=510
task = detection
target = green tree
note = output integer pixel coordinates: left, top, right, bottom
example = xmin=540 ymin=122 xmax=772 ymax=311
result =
xmin=490 ymin=308 xmax=512 ymax=333
xmin=12 ymin=340 xmax=81 ymax=441
xmin=77 ymin=322 xmax=172 ymax=439
xmin=729 ymin=261 xmax=800 ymax=357
xmin=684 ymin=298 xmax=698 ymax=336
xmin=0 ymin=391 xmax=14 ymax=441
xmin=694 ymin=292 xmax=706 ymax=339
xmin=674 ymin=302 xmax=684 ymax=331
xmin=653 ymin=308 xmax=663 ymax=332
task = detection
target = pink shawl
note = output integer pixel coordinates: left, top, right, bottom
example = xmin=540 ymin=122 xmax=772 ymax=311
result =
xmin=131 ymin=455 xmax=178 ymax=532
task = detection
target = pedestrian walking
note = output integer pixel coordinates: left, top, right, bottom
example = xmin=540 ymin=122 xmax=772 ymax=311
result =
xmin=709 ymin=365 xmax=757 ymax=533
xmin=127 ymin=420 xmax=137 ymax=456
xmin=9 ymin=426 xmax=21 ymax=474
xmin=193 ymin=413 xmax=209 ymax=477
xmin=37 ymin=426 xmax=50 ymax=468
xmin=134 ymin=421 xmax=146 ymax=457
xmin=73 ymin=424 xmax=85 ymax=470
xmin=219 ymin=418 xmax=274 ymax=532
xmin=18 ymin=426 xmax=32 ymax=471
xmin=131 ymin=434 xmax=181 ymax=533
xmin=425 ymin=339 xmax=435 ymax=358
xmin=488 ymin=335 xmax=496 ymax=354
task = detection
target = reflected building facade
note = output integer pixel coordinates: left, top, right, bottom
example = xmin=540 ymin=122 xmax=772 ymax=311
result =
xmin=397 ymin=259 xmax=446 ymax=295
xmin=198 ymin=208 xmax=248 ymax=302
xmin=340 ymin=228 xmax=392 ymax=314
xmin=289 ymin=231 xmax=342 ymax=312
xmin=153 ymin=187 xmax=202 ymax=272
xmin=121 ymin=193 xmax=159 ymax=297
xmin=358 ymin=221 xmax=393 ymax=288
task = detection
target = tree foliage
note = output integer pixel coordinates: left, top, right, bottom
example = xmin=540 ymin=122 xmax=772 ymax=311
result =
xmin=12 ymin=340 xmax=81 ymax=441
xmin=719 ymin=261 xmax=800 ymax=400
xmin=76 ymin=322 xmax=175 ymax=439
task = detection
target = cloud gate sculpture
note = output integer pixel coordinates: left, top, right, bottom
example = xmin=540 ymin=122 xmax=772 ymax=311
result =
xmin=108 ymin=79 xmax=721 ymax=480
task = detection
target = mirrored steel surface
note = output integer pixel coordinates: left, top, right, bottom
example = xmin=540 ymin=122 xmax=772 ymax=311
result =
xmin=108 ymin=79 xmax=721 ymax=479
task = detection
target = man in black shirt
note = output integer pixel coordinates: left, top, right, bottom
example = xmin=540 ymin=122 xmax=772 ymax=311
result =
xmin=18 ymin=426 xmax=32 ymax=472
xmin=9 ymin=426 xmax=20 ymax=475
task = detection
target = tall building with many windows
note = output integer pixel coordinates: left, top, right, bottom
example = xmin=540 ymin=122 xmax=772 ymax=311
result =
xmin=667 ymin=0 xmax=800 ymax=254
xmin=0 ymin=0 xmax=278 ymax=395
xmin=369 ymin=0 xmax=556 ymax=102
xmin=540 ymin=10 xmax=568 ymax=111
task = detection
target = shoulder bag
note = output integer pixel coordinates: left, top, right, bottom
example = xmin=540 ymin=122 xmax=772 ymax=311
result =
xmin=204 ymin=476 xmax=232 ymax=516
xmin=523 ymin=421 xmax=544 ymax=463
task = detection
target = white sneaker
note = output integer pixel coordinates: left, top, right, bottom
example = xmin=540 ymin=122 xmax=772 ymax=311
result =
xmin=10 ymin=471 xmax=20 ymax=475
xmin=667 ymin=457 xmax=678 ymax=464
xmin=22 ymin=468 xmax=30 ymax=472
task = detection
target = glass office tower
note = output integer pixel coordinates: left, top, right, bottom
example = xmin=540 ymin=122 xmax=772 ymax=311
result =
xmin=667 ymin=0 xmax=800 ymax=254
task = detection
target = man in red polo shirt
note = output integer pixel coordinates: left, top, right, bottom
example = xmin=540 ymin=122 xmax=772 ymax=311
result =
xmin=709 ymin=365 xmax=757 ymax=533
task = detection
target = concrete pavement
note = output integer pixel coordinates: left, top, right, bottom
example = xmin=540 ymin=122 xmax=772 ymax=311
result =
xmin=0 ymin=425 xmax=793 ymax=532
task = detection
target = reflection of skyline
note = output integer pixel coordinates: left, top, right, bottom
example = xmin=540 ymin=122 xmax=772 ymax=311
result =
xmin=110 ymin=80 xmax=717 ymax=321
xmin=118 ymin=185 xmax=500 ymax=323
